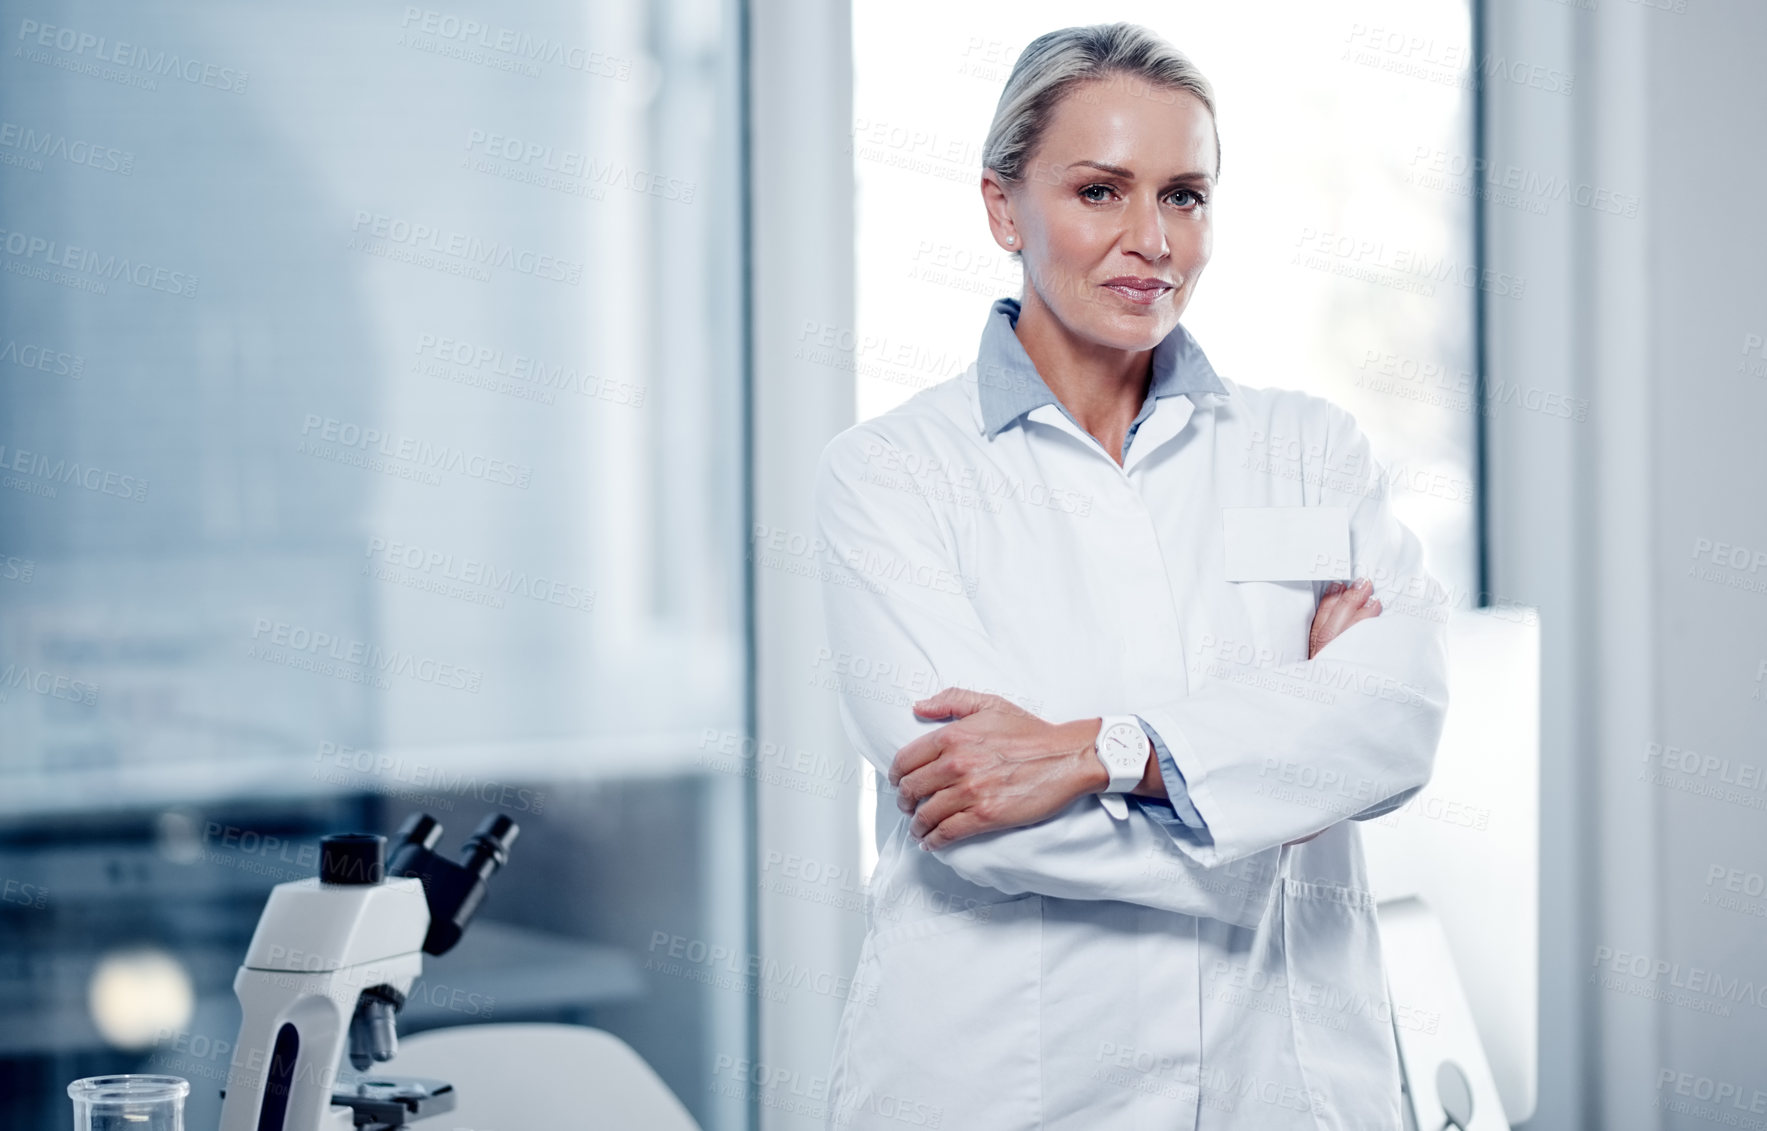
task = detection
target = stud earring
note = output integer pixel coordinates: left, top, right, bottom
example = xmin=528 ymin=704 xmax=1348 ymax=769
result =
xmin=1006 ymin=235 xmax=1015 ymax=245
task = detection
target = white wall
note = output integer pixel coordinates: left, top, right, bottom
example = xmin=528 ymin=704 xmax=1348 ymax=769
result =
xmin=1487 ymin=1 xmax=1767 ymax=1128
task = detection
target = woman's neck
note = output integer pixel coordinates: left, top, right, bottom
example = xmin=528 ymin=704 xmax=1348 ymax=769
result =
xmin=1012 ymin=292 xmax=1154 ymax=465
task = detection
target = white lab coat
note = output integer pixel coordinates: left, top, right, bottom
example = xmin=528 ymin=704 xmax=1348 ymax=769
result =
xmin=812 ymin=353 xmax=1451 ymax=1130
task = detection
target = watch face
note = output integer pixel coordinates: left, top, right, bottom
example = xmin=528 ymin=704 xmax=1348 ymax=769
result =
xmin=1100 ymin=722 xmax=1144 ymax=773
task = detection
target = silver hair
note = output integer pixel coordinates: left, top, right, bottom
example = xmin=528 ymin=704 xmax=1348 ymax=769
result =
xmin=981 ymin=22 xmax=1221 ymax=186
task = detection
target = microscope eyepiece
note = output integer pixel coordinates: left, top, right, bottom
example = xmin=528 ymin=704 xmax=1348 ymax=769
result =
xmin=387 ymin=812 xmax=520 ymax=956
xmin=319 ymin=834 xmax=387 ymax=886
xmin=460 ymin=814 xmax=519 ymax=878
xmin=395 ymin=813 xmax=443 ymax=854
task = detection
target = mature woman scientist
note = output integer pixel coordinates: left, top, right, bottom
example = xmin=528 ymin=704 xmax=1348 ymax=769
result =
xmin=811 ymin=22 xmax=1452 ymax=1131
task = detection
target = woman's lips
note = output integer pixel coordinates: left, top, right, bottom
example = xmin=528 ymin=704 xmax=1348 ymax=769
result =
xmin=1101 ymin=280 xmax=1173 ymax=306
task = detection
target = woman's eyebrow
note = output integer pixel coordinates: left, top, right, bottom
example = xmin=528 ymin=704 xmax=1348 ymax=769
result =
xmin=1069 ymin=159 xmax=1212 ymax=187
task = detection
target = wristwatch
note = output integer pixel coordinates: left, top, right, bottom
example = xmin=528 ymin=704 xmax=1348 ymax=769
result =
xmin=1093 ymin=715 xmax=1147 ymax=820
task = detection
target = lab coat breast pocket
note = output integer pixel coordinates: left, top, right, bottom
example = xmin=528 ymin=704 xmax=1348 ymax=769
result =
xmin=834 ymin=893 xmax=1044 ymax=1130
xmin=1277 ymin=879 xmax=1403 ymax=1130
xmin=1224 ymin=579 xmax=1315 ymax=663
xmin=1213 ymin=504 xmax=1351 ymax=664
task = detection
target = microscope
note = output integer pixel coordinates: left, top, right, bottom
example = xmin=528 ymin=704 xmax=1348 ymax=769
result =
xmin=217 ymin=812 xmax=518 ymax=1131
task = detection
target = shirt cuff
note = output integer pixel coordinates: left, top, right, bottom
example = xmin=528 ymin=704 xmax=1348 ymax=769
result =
xmin=1134 ymin=715 xmax=1208 ymax=831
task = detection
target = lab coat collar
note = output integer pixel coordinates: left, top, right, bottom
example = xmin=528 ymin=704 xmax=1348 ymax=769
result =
xmin=974 ymin=296 xmax=1228 ymax=441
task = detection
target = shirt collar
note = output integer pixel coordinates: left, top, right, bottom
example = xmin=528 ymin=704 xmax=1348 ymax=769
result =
xmin=976 ymin=296 xmax=1227 ymax=439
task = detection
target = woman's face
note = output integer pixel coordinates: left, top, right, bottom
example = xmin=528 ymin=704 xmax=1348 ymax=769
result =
xmin=986 ymin=75 xmax=1218 ymax=352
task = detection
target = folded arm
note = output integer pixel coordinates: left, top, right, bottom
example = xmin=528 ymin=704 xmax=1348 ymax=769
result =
xmin=812 ymin=428 xmax=1279 ymax=927
xmin=1136 ymin=406 xmax=1452 ymax=866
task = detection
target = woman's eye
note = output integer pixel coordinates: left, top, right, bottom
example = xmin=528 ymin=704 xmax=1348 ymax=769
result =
xmin=1078 ymin=184 xmax=1206 ymax=208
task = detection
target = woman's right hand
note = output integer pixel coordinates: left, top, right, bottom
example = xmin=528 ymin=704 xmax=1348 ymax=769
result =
xmin=1308 ymin=577 xmax=1381 ymax=659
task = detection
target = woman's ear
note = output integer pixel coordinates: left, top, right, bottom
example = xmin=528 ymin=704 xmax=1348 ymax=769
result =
xmin=980 ymin=169 xmax=1017 ymax=251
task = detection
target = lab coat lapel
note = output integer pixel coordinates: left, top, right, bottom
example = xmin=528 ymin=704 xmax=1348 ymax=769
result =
xmin=1022 ymin=403 xmax=1107 ymax=462
xmin=1018 ymin=396 xmax=1203 ymax=475
xmin=1122 ymin=394 xmax=1198 ymax=475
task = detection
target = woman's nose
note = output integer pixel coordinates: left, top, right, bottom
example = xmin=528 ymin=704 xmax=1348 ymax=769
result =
xmin=1118 ymin=194 xmax=1168 ymax=260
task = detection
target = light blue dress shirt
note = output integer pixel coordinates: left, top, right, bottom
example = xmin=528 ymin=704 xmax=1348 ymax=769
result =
xmin=974 ymin=296 xmax=1225 ymax=834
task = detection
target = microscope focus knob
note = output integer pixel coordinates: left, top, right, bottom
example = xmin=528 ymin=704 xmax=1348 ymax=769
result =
xmin=320 ymin=833 xmax=387 ymax=886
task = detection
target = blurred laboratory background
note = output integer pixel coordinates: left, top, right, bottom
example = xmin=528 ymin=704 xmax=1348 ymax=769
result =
xmin=1 ymin=0 xmax=1762 ymax=1129
xmin=0 ymin=0 xmax=747 ymax=1127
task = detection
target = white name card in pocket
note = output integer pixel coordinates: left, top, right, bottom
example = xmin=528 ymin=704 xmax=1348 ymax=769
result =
xmin=1220 ymin=505 xmax=1352 ymax=581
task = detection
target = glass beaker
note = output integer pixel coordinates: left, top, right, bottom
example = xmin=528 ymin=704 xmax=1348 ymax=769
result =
xmin=68 ymin=1075 xmax=189 ymax=1131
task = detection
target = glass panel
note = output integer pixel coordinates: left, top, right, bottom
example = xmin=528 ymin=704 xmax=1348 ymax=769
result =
xmin=0 ymin=2 xmax=749 ymax=1128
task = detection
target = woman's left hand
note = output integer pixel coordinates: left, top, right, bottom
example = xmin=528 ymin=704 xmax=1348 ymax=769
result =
xmin=891 ymin=687 xmax=1103 ymax=850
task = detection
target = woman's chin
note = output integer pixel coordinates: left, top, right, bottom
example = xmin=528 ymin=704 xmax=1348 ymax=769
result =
xmin=1082 ymin=305 xmax=1179 ymax=351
